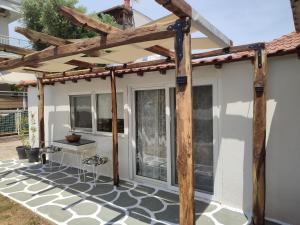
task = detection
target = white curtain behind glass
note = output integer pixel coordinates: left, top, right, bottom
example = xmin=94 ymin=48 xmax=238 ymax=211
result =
xmin=135 ymin=89 xmax=167 ymax=181
xmin=97 ymin=93 xmax=124 ymax=119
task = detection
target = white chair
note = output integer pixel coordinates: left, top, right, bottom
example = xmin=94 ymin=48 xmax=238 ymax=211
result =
xmin=81 ymin=155 xmax=108 ymax=186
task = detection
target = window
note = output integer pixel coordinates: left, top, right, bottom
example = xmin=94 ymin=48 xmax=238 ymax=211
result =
xmin=96 ymin=93 xmax=124 ymax=133
xmin=70 ymin=95 xmax=92 ymax=131
xmin=170 ymin=85 xmax=214 ymax=194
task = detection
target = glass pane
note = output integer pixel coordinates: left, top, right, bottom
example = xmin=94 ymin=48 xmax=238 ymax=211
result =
xmin=96 ymin=93 xmax=124 ymax=133
xmin=170 ymin=85 xmax=214 ymax=194
xmin=135 ymin=89 xmax=167 ymax=181
xmin=70 ymin=95 xmax=92 ymax=131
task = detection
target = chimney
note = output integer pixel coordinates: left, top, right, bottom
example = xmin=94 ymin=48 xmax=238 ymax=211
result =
xmin=124 ymin=0 xmax=131 ymax=8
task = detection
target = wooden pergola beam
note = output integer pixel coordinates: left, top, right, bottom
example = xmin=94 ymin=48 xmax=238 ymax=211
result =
xmin=59 ymin=6 xmax=175 ymax=58
xmin=15 ymin=27 xmax=71 ymax=46
xmin=41 ymin=59 xmax=170 ymax=79
xmin=110 ymin=70 xmax=119 ymax=186
xmin=155 ymin=0 xmax=232 ymax=47
xmin=0 ymin=57 xmax=10 ymax=62
xmin=15 ymin=27 xmax=101 ymax=58
xmin=145 ymin=45 xmax=175 ymax=58
xmin=174 ymin=18 xmax=195 ymax=225
xmin=34 ymin=40 xmax=263 ymax=81
xmin=192 ymin=42 xmax=264 ymax=59
xmin=42 ymin=67 xmax=107 ymax=79
xmin=252 ymin=45 xmax=267 ymax=225
xmin=0 ymin=43 xmax=35 ymax=56
xmin=112 ymin=59 xmax=170 ymax=70
xmin=0 ymin=20 xmax=177 ymax=71
xmin=65 ymin=59 xmax=98 ymax=68
xmin=59 ymin=6 xmax=120 ymax=34
xmin=37 ymin=77 xmax=45 ymax=148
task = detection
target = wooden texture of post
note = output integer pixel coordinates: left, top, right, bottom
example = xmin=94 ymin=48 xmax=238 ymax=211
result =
xmin=111 ymin=70 xmax=119 ymax=186
xmin=252 ymin=47 xmax=267 ymax=225
xmin=174 ymin=20 xmax=195 ymax=225
xmin=37 ymin=77 xmax=45 ymax=148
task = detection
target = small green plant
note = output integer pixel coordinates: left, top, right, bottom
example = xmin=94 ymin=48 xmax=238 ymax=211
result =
xmin=18 ymin=112 xmax=37 ymax=148
xmin=18 ymin=113 xmax=29 ymax=148
xmin=29 ymin=112 xmax=37 ymax=148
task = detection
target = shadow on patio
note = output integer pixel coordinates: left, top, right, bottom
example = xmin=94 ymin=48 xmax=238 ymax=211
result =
xmin=0 ymin=160 xmax=252 ymax=225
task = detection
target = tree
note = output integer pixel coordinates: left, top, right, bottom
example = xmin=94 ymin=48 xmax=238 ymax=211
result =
xmin=21 ymin=0 xmax=118 ymax=50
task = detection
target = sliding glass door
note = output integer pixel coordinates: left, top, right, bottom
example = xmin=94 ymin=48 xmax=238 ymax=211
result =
xmin=170 ymin=85 xmax=214 ymax=194
xmin=135 ymin=89 xmax=167 ymax=182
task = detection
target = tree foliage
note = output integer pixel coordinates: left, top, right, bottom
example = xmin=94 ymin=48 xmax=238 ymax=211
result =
xmin=21 ymin=0 xmax=118 ymax=50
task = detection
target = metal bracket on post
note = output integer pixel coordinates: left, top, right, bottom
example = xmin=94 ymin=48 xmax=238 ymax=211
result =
xmin=167 ymin=18 xmax=191 ymax=86
xmin=249 ymin=43 xmax=265 ymax=69
xmin=250 ymin=43 xmax=266 ymax=95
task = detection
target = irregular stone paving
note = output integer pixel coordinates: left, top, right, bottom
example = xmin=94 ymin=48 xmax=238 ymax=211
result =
xmin=0 ymin=160 xmax=276 ymax=225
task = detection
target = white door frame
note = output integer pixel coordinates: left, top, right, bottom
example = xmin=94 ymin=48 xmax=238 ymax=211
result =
xmin=129 ymin=83 xmax=171 ymax=188
xmin=128 ymin=76 xmax=221 ymax=201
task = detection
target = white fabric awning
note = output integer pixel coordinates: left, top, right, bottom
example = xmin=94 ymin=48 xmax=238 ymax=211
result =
xmin=0 ymin=71 xmax=36 ymax=84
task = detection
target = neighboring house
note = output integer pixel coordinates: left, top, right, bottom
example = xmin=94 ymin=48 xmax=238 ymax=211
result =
xmin=97 ymin=0 xmax=152 ymax=30
xmin=0 ymin=83 xmax=26 ymax=110
xmin=0 ymin=0 xmax=21 ymax=38
xmin=0 ymin=0 xmax=34 ymax=110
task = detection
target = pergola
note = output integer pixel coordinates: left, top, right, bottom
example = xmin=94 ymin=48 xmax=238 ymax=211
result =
xmin=0 ymin=1 xmax=267 ymax=224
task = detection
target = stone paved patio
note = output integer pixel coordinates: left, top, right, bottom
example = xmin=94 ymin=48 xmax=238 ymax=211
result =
xmin=0 ymin=160 xmax=277 ymax=225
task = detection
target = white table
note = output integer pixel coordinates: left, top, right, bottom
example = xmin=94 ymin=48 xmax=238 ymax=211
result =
xmin=52 ymin=139 xmax=96 ymax=174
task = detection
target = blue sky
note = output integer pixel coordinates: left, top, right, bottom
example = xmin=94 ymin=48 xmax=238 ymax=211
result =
xmin=9 ymin=0 xmax=295 ymax=45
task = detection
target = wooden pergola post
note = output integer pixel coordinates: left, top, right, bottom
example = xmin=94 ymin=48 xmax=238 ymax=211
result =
xmin=37 ymin=77 xmax=45 ymax=148
xmin=110 ymin=69 xmax=119 ymax=186
xmin=173 ymin=18 xmax=195 ymax=225
xmin=252 ymin=44 xmax=267 ymax=225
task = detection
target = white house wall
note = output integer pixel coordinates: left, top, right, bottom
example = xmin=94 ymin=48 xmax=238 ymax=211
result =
xmin=266 ymin=55 xmax=300 ymax=225
xmin=27 ymin=54 xmax=300 ymax=224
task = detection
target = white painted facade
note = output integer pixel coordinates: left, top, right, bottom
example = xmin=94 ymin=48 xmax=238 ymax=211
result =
xmin=27 ymin=54 xmax=300 ymax=225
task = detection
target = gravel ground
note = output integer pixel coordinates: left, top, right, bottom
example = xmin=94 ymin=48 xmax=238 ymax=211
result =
xmin=0 ymin=136 xmax=21 ymax=160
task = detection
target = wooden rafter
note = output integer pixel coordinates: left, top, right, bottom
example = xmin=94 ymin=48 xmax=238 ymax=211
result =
xmin=0 ymin=57 xmax=10 ymax=62
xmin=15 ymin=27 xmax=102 ymax=57
xmin=41 ymin=59 xmax=170 ymax=79
xmin=65 ymin=59 xmax=98 ymax=68
xmin=59 ymin=6 xmax=176 ymax=58
xmin=42 ymin=67 xmax=107 ymax=79
xmin=192 ymin=42 xmax=263 ymax=59
xmin=155 ymin=0 xmax=232 ymax=47
xmin=145 ymin=45 xmax=175 ymax=58
xmin=15 ymin=27 xmax=71 ymax=46
xmin=0 ymin=20 xmax=177 ymax=71
xmin=30 ymin=40 xmax=264 ymax=81
xmin=113 ymin=58 xmax=170 ymax=70
xmin=0 ymin=43 xmax=35 ymax=56
xmin=59 ymin=6 xmax=120 ymax=34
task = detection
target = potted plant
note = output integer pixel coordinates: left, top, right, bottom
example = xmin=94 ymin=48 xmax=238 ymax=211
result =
xmin=16 ymin=112 xmax=29 ymax=159
xmin=25 ymin=112 xmax=40 ymax=163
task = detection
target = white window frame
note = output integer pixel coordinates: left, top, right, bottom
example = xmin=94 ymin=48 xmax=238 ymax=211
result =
xmin=69 ymin=94 xmax=94 ymax=133
xmin=68 ymin=91 xmax=125 ymax=137
xmin=95 ymin=91 xmax=125 ymax=136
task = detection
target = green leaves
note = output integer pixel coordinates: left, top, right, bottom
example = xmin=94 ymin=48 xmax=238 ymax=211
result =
xmin=21 ymin=0 xmax=118 ymax=50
